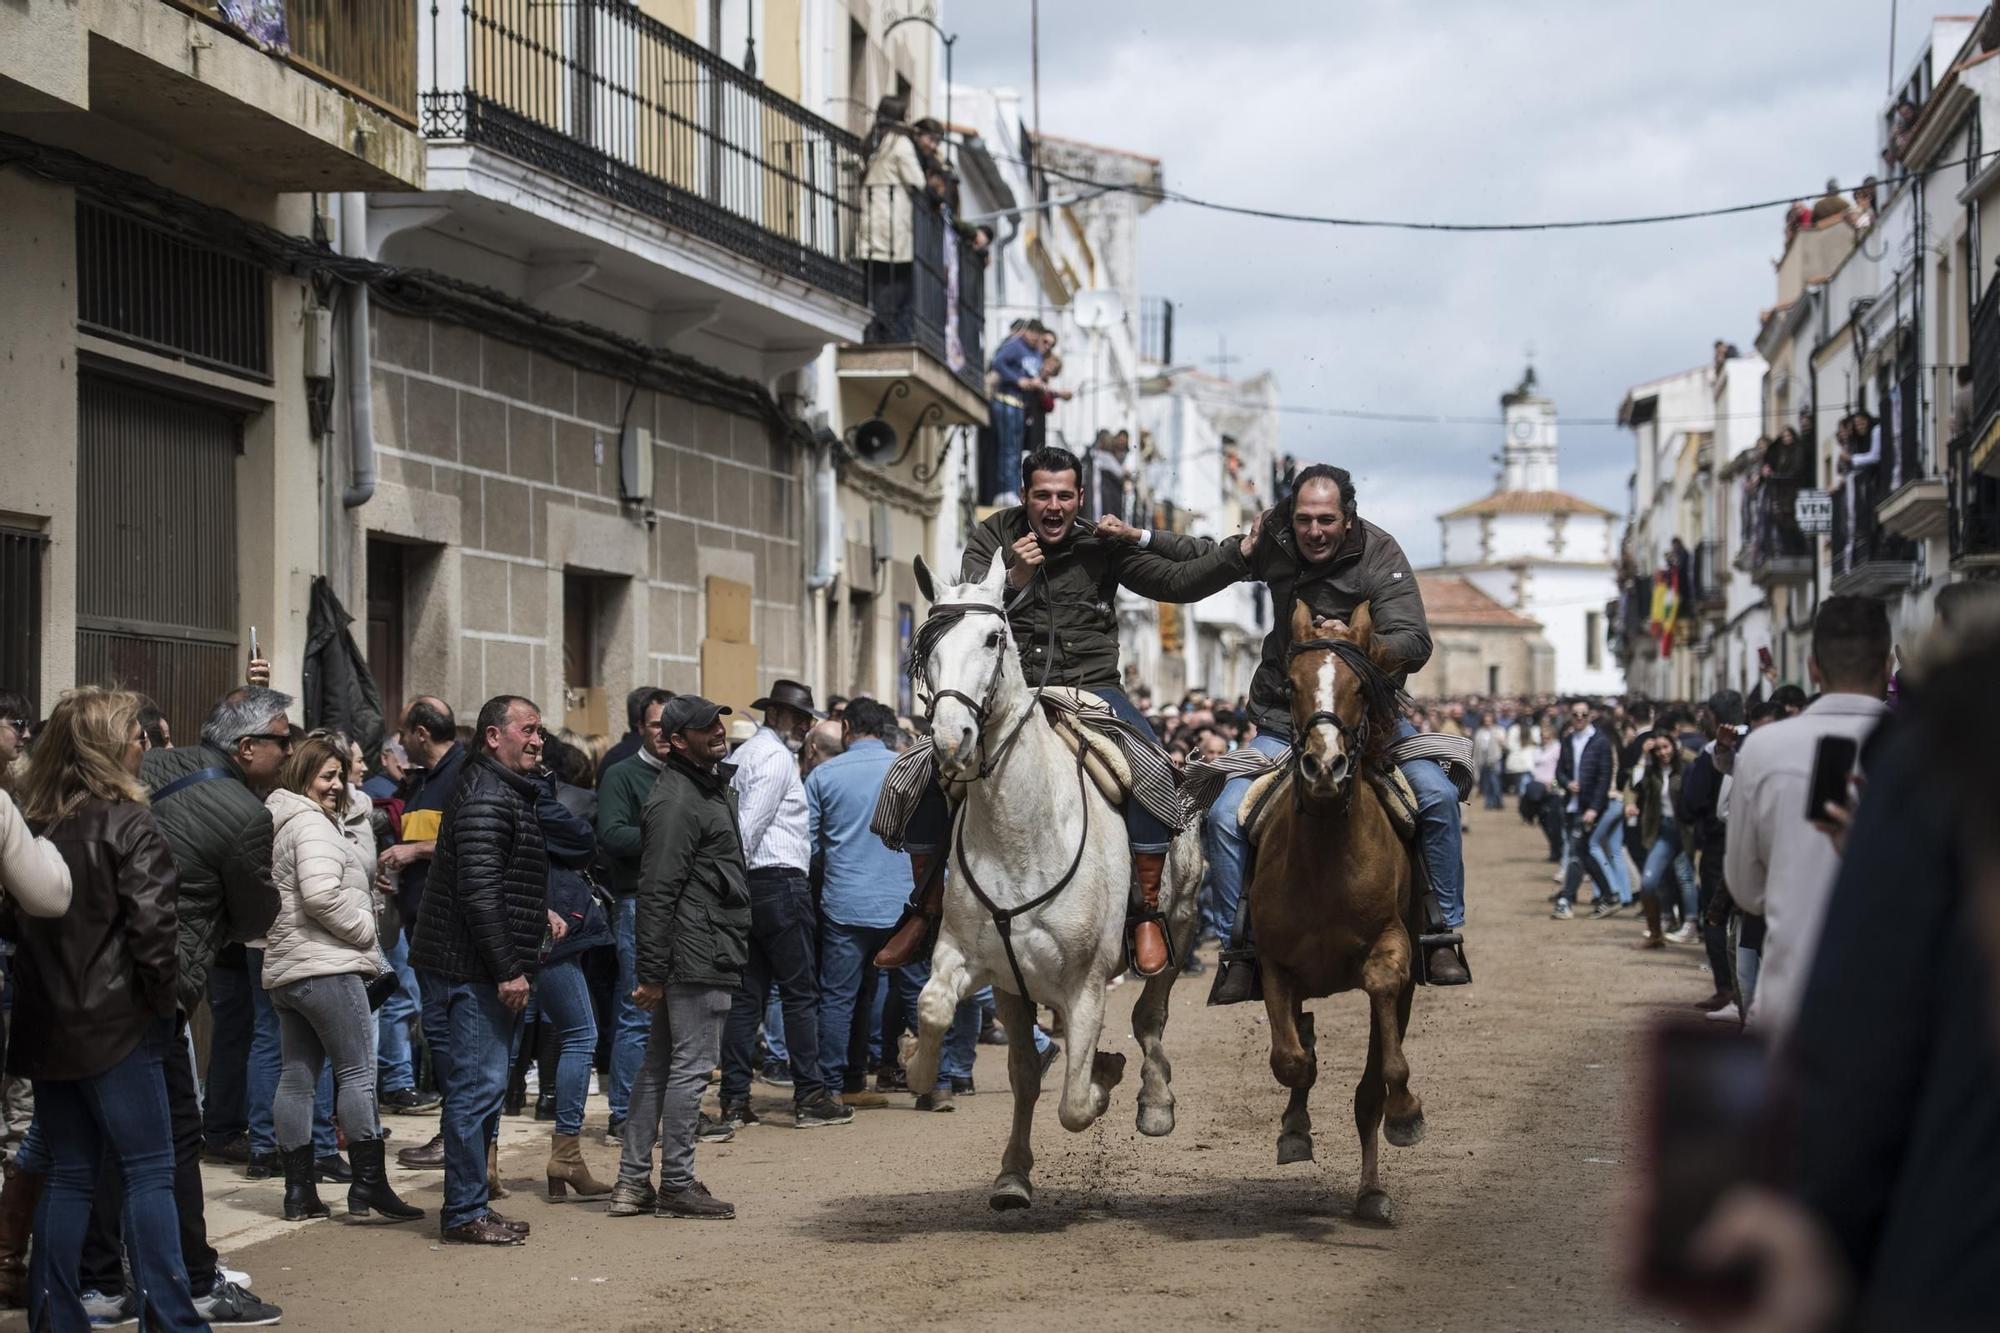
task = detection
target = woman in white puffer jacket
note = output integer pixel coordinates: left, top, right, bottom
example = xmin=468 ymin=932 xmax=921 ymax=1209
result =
xmin=263 ymin=734 xmax=421 ymax=1226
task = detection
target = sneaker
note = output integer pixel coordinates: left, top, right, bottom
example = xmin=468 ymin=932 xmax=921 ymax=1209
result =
xmin=379 ymin=1087 xmax=442 ymax=1114
xmin=603 ymin=1116 xmax=627 ymax=1145
xmin=950 ymin=1075 xmax=976 ymax=1096
xmin=203 ymin=1134 xmax=252 ymax=1165
xmin=81 ymin=1289 xmax=134 ymax=1327
xmin=1704 ymin=1002 xmax=1742 ymax=1024
xmin=1551 ymin=900 xmax=1574 ymax=921
xmin=758 ymin=1060 xmax=794 ymax=1088
xmin=913 ymin=1088 xmax=956 ymax=1112
xmin=794 ymin=1094 xmax=855 ymax=1129
xmin=655 ymin=1178 xmax=735 ymax=1220
xmin=218 ymin=1266 xmax=253 ymax=1289
xmin=719 ymin=1101 xmax=759 ymax=1129
xmin=194 ymin=1278 xmax=283 ymax=1327
xmin=606 ymin=1178 xmax=657 ymax=1217
xmin=1590 ymin=900 xmax=1625 ymax=920
xmin=695 ymin=1112 xmax=736 ymax=1143
xmin=1666 ymin=923 xmax=1700 ymax=945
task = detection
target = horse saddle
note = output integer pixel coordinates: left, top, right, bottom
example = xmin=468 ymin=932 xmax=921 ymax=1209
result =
xmin=1236 ymin=763 xmax=1421 ymax=848
xmin=1036 ymin=687 xmax=1134 ymax=808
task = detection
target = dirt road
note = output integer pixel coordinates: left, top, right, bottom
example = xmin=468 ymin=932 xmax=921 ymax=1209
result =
xmin=33 ymin=806 xmax=1705 ymax=1332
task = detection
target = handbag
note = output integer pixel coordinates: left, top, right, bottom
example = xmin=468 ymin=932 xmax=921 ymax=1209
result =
xmin=365 ymin=965 xmax=402 ymax=1012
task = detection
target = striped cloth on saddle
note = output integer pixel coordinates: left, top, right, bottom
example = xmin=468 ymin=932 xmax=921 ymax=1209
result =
xmin=869 ymin=690 xmax=1274 ymax=850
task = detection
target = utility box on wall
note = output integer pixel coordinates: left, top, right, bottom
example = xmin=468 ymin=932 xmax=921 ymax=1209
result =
xmin=700 ymin=575 xmax=758 ymax=718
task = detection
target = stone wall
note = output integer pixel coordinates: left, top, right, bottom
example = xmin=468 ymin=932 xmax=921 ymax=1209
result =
xmin=357 ymin=308 xmax=805 ymax=728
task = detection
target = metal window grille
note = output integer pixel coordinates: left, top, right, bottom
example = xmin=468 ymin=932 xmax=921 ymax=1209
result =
xmin=1140 ymin=297 xmax=1175 ymax=366
xmin=0 ymin=527 xmax=47 ymax=716
xmin=76 ymin=203 xmax=272 ymax=382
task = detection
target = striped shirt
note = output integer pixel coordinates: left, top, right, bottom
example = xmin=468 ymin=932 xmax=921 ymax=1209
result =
xmin=729 ymin=725 xmax=811 ymax=873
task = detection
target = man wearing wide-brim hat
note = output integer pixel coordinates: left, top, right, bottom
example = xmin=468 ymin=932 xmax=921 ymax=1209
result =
xmin=717 ymin=679 xmax=852 ymax=1130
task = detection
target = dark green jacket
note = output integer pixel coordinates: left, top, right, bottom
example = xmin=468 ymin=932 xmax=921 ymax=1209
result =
xmin=634 ymin=753 xmax=751 ymax=991
xmin=1240 ymin=517 xmax=1432 ymax=739
xmin=141 ymin=744 xmax=279 ymax=1012
xmin=595 ymin=749 xmax=663 ymax=899
xmin=961 ymin=509 xmax=1248 ymax=691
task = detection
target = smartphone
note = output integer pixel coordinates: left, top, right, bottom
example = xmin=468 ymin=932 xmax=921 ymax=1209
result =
xmin=1637 ymin=1021 xmax=1776 ymax=1314
xmin=1756 ymin=646 xmax=1773 ymax=673
xmin=249 ymin=625 xmax=260 ymax=664
xmin=1805 ymin=734 xmax=1859 ymax=822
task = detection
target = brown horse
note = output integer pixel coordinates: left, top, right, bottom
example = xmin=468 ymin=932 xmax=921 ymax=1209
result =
xmin=1249 ymin=599 xmax=1426 ymax=1223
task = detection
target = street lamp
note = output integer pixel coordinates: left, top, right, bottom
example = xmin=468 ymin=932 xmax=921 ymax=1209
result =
xmin=884 ymin=12 xmax=956 ymax=165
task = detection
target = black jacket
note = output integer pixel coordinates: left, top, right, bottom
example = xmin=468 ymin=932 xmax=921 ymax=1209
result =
xmin=410 ymin=754 xmax=550 ymax=984
xmin=1240 ymin=517 xmax=1432 ymax=739
xmin=634 ymin=753 xmax=750 ymax=991
xmin=8 ymin=800 xmax=180 ymax=1081
xmin=302 ymin=575 xmax=386 ymax=764
xmin=140 ymin=743 xmax=278 ymax=1012
xmin=539 ymin=776 xmax=610 ymax=965
xmin=1553 ymin=726 xmax=1615 ymax=818
xmin=960 ymin=509 xmax=1246 ymax=691
xmin=1675 ymin=747 xmax=1729 ymax=861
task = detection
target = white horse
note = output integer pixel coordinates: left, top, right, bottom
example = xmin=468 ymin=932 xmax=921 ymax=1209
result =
xmin=902 ymin=550 xmax=1204 ymax=1210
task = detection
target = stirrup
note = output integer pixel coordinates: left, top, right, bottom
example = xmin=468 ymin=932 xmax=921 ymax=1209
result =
xmin=1124 ymin=910 xmax=1176 ymax=977
xmin=1206 ymin=947 xmax=1262 ymax=1006
xmin=1414 ymin=932 xmax=1471 ymax=986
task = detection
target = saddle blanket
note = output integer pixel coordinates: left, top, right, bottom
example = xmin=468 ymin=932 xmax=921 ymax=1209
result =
xmin=1237 ymin=766 xmax=1422 ymax=846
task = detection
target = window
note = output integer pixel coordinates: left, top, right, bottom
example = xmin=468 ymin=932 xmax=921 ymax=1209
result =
xmin=0 ymin=527 xmax=47 ymax=715
xmin=1585 ymin=611 xmax=1603 ymax=670
xmin=1487 ymin=664 xmax=1500 ymax=697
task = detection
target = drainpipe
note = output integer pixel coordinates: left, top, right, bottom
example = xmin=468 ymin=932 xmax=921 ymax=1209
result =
xmin=340 ymin=192 xmax=377 ymax=510
xmin=807 ymin=431 xmax=841 ymax=698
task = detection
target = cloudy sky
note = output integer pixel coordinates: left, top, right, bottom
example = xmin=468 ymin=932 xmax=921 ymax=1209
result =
xmin=942 ymin=0 xmax=1968 ymax=562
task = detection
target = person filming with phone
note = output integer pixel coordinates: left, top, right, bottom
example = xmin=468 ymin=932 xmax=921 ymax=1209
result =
xmin=1722 ymin=596 xmax=1890 ymax=1046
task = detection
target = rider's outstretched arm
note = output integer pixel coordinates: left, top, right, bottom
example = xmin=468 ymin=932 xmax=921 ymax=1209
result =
xmin=1115 ymin=533 xmax=1251 ymax=604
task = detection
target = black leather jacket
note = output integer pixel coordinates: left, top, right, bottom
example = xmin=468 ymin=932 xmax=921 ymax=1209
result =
xmin=410 ymin=754 xmax=550 ymax=984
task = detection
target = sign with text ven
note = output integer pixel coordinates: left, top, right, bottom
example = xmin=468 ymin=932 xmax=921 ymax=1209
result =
xmin=1794 ymin=489 xmax=1833 ymax=534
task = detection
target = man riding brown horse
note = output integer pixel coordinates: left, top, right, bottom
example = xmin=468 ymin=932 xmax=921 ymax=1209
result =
xmin=873 ymin=444 xmax=1260 ymax=977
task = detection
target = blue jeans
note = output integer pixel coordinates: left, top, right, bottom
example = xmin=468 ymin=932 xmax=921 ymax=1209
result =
xmin=939 ymin=994 xmax=981 ymax=1084
xmin=1391 ymin=718 xmax=1467 ymax=929
xmin=1478 ymin=763 xmax=1504 ymax=810
xmin=989 ymin=399 xmax=1026 ymax=500
xmin=1640 ymin=819 xmax=1699 ymax=922
xmin=440 ymin=981 xmax=518 ymax=1229
xmin=720 ymin=869 xmax=822 ymax=1104
xmin=607 ymin=899 xmax=650 ymax=1122
xmin=1558 ymin=814 xmax=1614 ymax=905
xmin=417 ymin=967 xmax=455 ymax=1100
xmin=760 ymin=987 xmax=790 ymax=1065
xmin=200 ymin=958 xmax=254 ymax=1143
xmin=531 ymin=959 xmax=598 ymax=1137
xmin=970 ymin=985 xmax=1052 ymax=1055
xmin=1588 ymin=809 xmax=1633 ymax=904
xmin=1203 ymin=732 xmax=1291 ymax=941
xmin=32 ymin=1021 xmax=205 ymax=1333
xmin=245 ymin=948 xmax=336 ymax=1157
xmin=375 ymin=929 xmax=420 ymax=1094
xmin=818 ymin=920 xmax=918 ymax=1093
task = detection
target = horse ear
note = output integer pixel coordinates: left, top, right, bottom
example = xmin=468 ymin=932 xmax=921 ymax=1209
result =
xmin=913 ymin=555 xmax=937 ymax=605
xmin=980 ymin=547 xmax=1007 ymax=593
xmin=1349 ymin=601 xmax=1375 ymax=640
xmin=1289 ymin=599 xmax=1316 ymax=644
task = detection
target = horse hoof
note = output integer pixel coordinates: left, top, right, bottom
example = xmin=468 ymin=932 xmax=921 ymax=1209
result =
xmin=989 ymin=1175 xmax=1034 ymax=1211
xmin=1384 ymin=1112 xmax=1426 ymax=1148
xmin=1276 ymin=1131 xmax=1314 ymax=1165
xmin=1136 ymin=1101 xmax=1176 ymax=1138
xmin=1092 ymin=1051 xmax=1127 ymax=1089
xmin=1354 ymin=1189 xmax=1393 ymax=1224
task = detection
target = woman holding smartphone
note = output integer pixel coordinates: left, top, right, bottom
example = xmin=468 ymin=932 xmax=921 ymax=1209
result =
xmin=1627 ymin=733 xmax=1699 ymax=948
xmin=263 ymin=734 xmax=422 ymax=1224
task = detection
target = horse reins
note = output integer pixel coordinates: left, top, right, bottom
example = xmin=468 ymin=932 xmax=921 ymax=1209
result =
xmin=1285 ymin=636 xmax=1398 ymax=814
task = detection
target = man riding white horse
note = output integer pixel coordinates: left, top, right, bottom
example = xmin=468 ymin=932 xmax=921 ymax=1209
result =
xmin=874 ymin=444 xmax=1259 ymax=976
xmin=1144 ymin=463 xmax=1475 ymax=994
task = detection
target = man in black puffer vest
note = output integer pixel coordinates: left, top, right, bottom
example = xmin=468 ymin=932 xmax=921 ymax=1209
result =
xmin=411 ymin=695 xmax=551 ymax=1247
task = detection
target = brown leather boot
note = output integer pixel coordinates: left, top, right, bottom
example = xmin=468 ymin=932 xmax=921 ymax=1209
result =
xmin=487 ymin=1140 xmax=511 ymax=1200
xmin=1128 ymin=851 xmax=1170 ymax=977
xmin=874 ymin=853 xmax=945 ymax=969
xmin=0 ymin=1159 xmax=43 ymax=1307
xmin=545 ymin=1132 xmax=612 ymax=1202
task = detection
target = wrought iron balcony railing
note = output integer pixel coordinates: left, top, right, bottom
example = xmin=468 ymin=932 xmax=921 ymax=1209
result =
xmin=1830 ymin=466 xmax=1919 ymax=593
xmin=1948 ymin=431 xmax=2000 ymax=564
xmin=421 ymin=0 xmax=863 ymax=302
xmin=179 ymin=0 xmax=417 ymax=124
xmin=856 ymin=185 xmax=986 ymax=396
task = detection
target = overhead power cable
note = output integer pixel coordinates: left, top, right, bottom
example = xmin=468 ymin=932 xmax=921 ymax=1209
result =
xmin=996 ymin=146 xmax=2000 ymax=233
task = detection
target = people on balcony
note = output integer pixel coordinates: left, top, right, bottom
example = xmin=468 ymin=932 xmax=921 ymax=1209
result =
xmin=857 ymin=96 xmax=935 ymax=343
xmin=982 ymin=320 xmax=1051 ymax=503
xmin=1834 ymin=409 xmax=1880 ymax=572
xmin=1809 ymin=178 xmax=1852 ymax=225
xmin=1850 ymin=176 xmax=1878 ymax=232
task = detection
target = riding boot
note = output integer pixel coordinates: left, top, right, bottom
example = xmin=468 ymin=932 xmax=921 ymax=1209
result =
xmin=874 ymin=853 xmax=945 ymax=969
xmin=1207 ymin=858 xmax=1263 ymax=1007
xmin=1127 ymin=852 xmax=1171 ymax=977
xmin=281 ymin=1145 xmax=330 ymax=1221
xmin=0 ymin=1160 xmax=44 ymax=1306
xmin=346 ymin=1138 xmax=425 ymax=1222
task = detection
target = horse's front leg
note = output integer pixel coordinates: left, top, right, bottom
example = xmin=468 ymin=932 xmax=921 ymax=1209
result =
xmin=904 ymin=936 xmax=972 ymax=1099
xmin=1131 ymin=830 xmax=1201 ymax=1138
xmin=1053 ymin=979 xmax=1121 ymax=1133
xmin=990 ymin=988 xmax=1041 ymax=1210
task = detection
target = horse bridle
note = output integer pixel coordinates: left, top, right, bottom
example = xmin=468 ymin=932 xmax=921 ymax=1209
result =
xmin=1284 ymin=636 xmax=1390 ymax=810
xmin=915 ymin=573 xmax=1057 ymax=781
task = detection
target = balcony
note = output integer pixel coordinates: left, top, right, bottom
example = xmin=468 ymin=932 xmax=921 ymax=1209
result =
xmin=3 ymin=0 xmax=423 ymax=190
xmin=1738 ymin=489 xmax=1814 ymax=585
xmin=420 ymin=0 xmax=864 ymax=306
xmin=1830 ymin=472 xmax=1919 ymax=596
xmin=834 ymin=184 xmax=989 ymax=450
xmin=1948 ymin=432 xmax=2000 ymax=568
xmin=1692 ymin=539 xmax=1727 ymax=617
